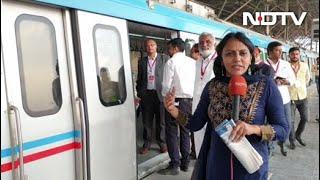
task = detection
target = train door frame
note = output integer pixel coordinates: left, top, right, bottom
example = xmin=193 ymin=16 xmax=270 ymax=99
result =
xmin=127 ymin=21 xmax=178 ymax=179
xmin=1 ymin=44 xmax=14 ymax=180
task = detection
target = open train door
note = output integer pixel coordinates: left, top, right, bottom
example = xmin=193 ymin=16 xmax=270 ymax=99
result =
xmin=73 ymin=10 xmax=137 ymax=179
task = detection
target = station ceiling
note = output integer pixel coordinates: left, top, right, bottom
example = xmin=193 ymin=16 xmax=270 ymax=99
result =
xmin=194 ymin=0 xmax=319 ymax=49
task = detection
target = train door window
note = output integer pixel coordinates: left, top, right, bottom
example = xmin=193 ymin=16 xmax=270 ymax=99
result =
xmin=15 ymin=14 xmax=61 ymax=117
xmin=93 ymin=24 xmax=126 ymax=106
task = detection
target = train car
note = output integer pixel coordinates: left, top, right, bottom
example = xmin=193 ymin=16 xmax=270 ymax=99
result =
xmin=1 ymin=0 xmax=318 ymax=180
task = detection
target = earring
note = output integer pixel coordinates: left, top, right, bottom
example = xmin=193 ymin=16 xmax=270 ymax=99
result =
xmin=222 ymin=67 xmax=227 ymax=77
xmin=221 ymin=62 xmax=225 ymax=77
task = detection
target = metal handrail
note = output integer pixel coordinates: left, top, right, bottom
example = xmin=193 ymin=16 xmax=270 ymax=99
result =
xmin=76 ymin=97 xmax=87 ymax=180
xmin=9 ymin=105 xmax=25 ymax=180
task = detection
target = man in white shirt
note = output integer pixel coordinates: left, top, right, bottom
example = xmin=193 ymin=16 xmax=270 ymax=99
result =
xmin=160 ymin=38 xmax=195 ymax=175
xmin=266 ymin=41 xmax=295 ymax=156
xmin=192 ymin=32 xmax=217 ymax=158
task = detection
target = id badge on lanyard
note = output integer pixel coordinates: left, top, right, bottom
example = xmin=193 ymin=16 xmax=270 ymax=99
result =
xmin=148 ymin=75 xmax=155 ymax=81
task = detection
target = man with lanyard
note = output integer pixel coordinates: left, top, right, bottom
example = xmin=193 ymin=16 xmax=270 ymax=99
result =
xmin=288 ymin=47 xmax=311 ymax=149
xmin=160 ymin=38 xmax=195 ymax=175
xmin=136 ymin=39 xmax=168 ymax=155
xmin=192 ymin=32 xmax=217 ymax=158
xmin=266 ymin=41 xmax=295 ymax=156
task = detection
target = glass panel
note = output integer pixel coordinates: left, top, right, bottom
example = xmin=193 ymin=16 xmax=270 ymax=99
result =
xmin=16 ymin=14 xmax=61 ymax=117
xmin=93 ymin=24 xmax=127 ymax=106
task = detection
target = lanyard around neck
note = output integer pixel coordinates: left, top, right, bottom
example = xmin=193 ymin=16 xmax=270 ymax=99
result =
xmin=201 ymin=52 xmax=217 ymax=79
xmin=267 ymin=59 xmax=280 ymax=74
xmin=148 ymin=58 xmax=156 ymax=71
xmin=291 ymin=62 xmax=300 ymax=77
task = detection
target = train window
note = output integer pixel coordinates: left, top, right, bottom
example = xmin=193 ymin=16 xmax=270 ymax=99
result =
xmin=93 ymin=24 xmax=127 ymax=106
xmin=15 ymin=14 xmax=61 ymax=117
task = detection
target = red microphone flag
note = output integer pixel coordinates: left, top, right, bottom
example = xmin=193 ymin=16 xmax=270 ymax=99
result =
xmin=228 ymin=75 xmax=248 ymax=97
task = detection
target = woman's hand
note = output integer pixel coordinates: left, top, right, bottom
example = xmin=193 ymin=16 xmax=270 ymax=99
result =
xmin=229 ymin=121 xmax=261 ymax=142
xmin=163 ymin=87 xmax=179 ymax=118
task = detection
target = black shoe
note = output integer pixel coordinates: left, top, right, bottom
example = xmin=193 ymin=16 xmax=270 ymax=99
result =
xmin=278 ymin=142 xmax=287 ymax=156
xmin=158 ymin=166 xmax=179 ymax=175
xmin=289 ymin=142 xmax=296 ymax=150
xmin=296 ymin=137 xmax=306 ymax=146
xmin=180 ymin=164 xmax=189 ymax=172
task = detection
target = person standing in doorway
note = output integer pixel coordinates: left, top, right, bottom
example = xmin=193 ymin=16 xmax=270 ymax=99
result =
xmin=136 ymin=39 xmax=168 ymax=155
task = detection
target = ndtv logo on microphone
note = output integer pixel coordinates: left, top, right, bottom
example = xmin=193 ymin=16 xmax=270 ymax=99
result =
xmin=243 ymin=12 xmax=307 ymax=26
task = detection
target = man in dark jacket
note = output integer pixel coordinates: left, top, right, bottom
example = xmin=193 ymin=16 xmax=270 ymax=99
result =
xmin=136 ymin=39 xmax=169 ymax=154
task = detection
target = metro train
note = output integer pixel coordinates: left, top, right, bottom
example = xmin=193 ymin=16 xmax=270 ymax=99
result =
xmin=1 ymin=0 xmax=318 ymax=180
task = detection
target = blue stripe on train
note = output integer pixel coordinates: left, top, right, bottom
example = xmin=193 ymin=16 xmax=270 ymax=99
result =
xmin=1 ymin=130 xmax=81 ymax=158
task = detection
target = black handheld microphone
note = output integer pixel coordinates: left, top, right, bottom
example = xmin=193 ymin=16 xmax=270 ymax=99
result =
xmin=228 ymin=75 xmax=248 ymax=122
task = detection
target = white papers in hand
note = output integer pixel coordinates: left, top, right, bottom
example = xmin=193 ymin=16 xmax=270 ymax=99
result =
xmin=215 ymin=119 xmax=263 ymax=174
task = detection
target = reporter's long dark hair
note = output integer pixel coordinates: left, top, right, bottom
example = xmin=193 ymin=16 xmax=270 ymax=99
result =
xmin=213 ymin=32 xmax=256 ymax=77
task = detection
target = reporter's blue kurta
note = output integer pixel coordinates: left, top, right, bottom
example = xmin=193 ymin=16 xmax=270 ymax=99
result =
xmin=188 ymin=75 xmax=289 ymax=180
